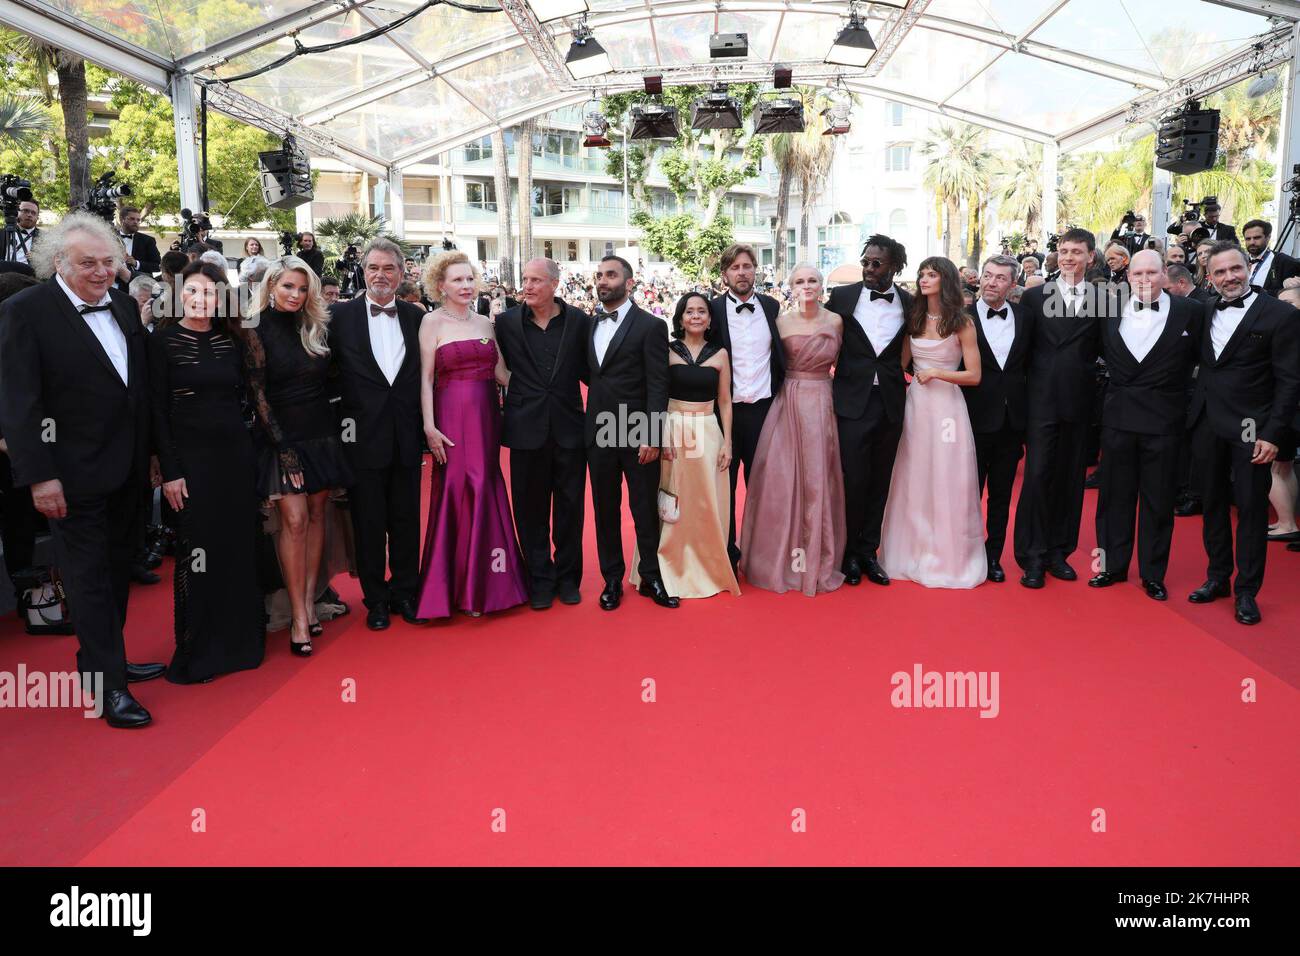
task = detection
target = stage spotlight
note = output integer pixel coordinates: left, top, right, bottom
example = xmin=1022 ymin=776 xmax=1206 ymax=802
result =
xmin=826 ymin=3 xmax=875 ymax=68
xmin=753 ymin=96 xmax=804 ymax=134
xmin=822 ymin=103 xmax=851 ymax=136
xmin=630 ymin=103 xmax=680 ymax=140
xmin=691 ymin=85 xmax=743 ymax=130
xmin=710 ymin=32 xmax=748 ymax=59
xmin=644 ymin=75 xmax=663 ymax=95
xmin=529 ymin=0 xmax=589 ymax=23
xmin=1247 ymin=72 xmax=1279 ymax=98
xmin=773 ymin=64 xmax=793 ymax=89
xmin=566 ymin=26 xmax=612 ymax=79
xmin=582 ymin=110 xmax=611 ymax=148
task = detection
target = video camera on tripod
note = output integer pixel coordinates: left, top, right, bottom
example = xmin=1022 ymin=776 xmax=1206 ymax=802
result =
xmin=280 ymin=231 xmax=303 ymax=256
xmin=180 ymin=207 xmax=214 ymax=246
xmin=1273 ymin=166 xmax=1300 ymax=252
xmin=1 ymin=174 xmax=34 ymax=228
xmin=83 ymin=171 xmax=131 ymax=223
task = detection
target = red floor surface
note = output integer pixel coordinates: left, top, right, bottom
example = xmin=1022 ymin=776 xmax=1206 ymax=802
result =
xmin=3 ymin=456 xmax=1298 ymax=866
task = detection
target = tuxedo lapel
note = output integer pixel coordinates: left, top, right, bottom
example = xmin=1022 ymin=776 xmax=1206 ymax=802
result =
xmin=52 ymin=284 xmax=126 ymax=388
xmin=548 ymin=304 xmax=570 ymax=385
xmin=600 ymin=308 xmax=636 ymax=372
xmin=1214 ymin=294 xmax=1265 ymax=366
xmin=1009 ymin=304 xmax=1027 ymax=366
xmin=1106 ymin=312 xmax=1137 ymax=371
xmin=1144 ymin=303 xmax=1186 ymax=365
xmin=353 ymin=300 xmax=389 ymax=385
xmin=398 ymin=305 xmax=422 ymax=376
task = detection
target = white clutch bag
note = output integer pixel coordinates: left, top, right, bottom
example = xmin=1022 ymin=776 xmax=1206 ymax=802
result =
xmin=658 ymin=488 xmax=680 ymax=524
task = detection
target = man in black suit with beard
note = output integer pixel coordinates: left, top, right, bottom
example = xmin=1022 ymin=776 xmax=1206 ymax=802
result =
xmin=961 ymin=254 xmax=1033 ymax=584
xmin=0 ymin=212 xmax=165 ymax=727
xmin=327 ymin=237 xmax=428 ymax=631
xmin=1186 ymin=242 xmax=1300 ymax=625
xmin=1200 ymin=201 xmax=1237 ymax=245
xmin=1013 ymin=227 xmax=1117 ymax=588
xmin=585 ymin=255 xmax=675 ymax=610
xmin=496 ymin=257 xmax=590 ymax=610
xmin=115 ymin=206 xmax=160 ymax=279
xmin=1241 ymin=219 xmax=1299 ymax=296
xmin=707 ymin=242 xmax=783 ymax=571
xmin=828 ymin=234 xmax=912 ymax=586
xmin=1088 ymin=250 xmax=1202 ymax=601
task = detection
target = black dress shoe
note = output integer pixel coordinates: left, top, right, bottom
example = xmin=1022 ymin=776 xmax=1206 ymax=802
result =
xmin=366 ymin=604 xmax=391 ymax=630
xmin=1087 ymin=571 xmax=1127 ymax=588
xmin=1142 ymin=579 xmax=1168 ymax=601
xmin=558 ymin=583 xmax=581 ymax=605
xmin=1188 ymin=579 xmax=1230 ymax=603
xmin=599 ymin=580 xmax=622 ymax=611
xmin=125 ymin=661 xmax=166 ymax=683
xmin=863 ymin=557 xmax=890 ymax=586
xmin=986 ymin=560 xmax=1005 ymax=583
xmin=841 ymin=555 xmax=863 ymax=586
xmin=1020 ymin=565 xmax=1045 ymax=589
xmin=1046 ymin=558 xmax=1077 ymax=581
xmin=637 ymin=578 xmax=680 ymax=608
xmin=529 ymin=591 xmax=554 ymax=611
xmin=1289 ymin=542 xmax=1300 ymax=553
xmin=102 ymin=689 xmax=152 ymax=728
xmin=1174 ymin=497 xmax=1203 ymax=517
xmin=130 ymin=565 xmax=160 ymax=585
xmin=389 ymin=597 xmax=429 ymax=625
xmin=1235 ymin=593 xmax=1261 ymax=625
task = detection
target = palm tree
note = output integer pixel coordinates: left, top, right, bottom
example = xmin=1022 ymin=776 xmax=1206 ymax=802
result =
xmin=766 ymin=90 xmax=847 ymax=273
xmin=1059 ymin=138 xmax=1153 ymax=241
xmin=313 ymin=212 xmax=406 ymax=265
xmin=0 ymin=94 xmax=52 ymax=149
xmin=2 ymin=34 xmax=90 ymax=207
xmin=491 ymin=128 xmax=514 ymax=286
xmin=920 ymin=123 xmax=993 ymax=263
xmin=996 ymin=144 xmax=1043 ymax=240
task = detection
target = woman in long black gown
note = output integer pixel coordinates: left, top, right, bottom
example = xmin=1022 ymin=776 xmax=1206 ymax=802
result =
xmin=149 ymin=261 xmax=265 ymax=683
xmin=246 ymin=256 xmax=353 ymax=656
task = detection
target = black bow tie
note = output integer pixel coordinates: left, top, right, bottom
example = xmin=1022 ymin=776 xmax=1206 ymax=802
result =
xmin=1134 ymin=300 xmax=1160 ymax=312
xmin=1216 ymin=294 xmax=1251 ymax=311
xmin=986 ymin=307 xmax=1008 ymax=320
xmin=369 ymin=303 xmax=397 ymax=317
xmin=733 ymin=300 xmax=756 ymax=313
xmin=1251 ymin=257 xmax=1265 ymax=266
xmin=596 ymin=311 xmax=618 ymax=322
xmin=78 ymin=304 xmax=112 ymax=315
xmin=1063 ymin=285 xmax=1084 ymax=296
xmin=870 ymin=290 xmax=894 ymax=303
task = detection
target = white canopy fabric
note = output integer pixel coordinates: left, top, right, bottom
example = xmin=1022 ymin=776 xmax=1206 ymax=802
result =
xmin=0 ymin=0 xmax=1293 ymax=172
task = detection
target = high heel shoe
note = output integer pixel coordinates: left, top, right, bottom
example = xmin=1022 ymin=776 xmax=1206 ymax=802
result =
xmin=308 ymin=618 xmax=323 ymax=637
xmin=289 ymin=622 xmax=313 ymax=657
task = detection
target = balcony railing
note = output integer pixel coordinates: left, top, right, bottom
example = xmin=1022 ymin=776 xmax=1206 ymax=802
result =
xmin=456 ymin=148 xmax=607 ymax=175
xmin=455 ymin=203 xmax=626 ymax=227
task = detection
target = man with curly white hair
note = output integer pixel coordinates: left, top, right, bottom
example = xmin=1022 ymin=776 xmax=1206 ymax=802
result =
xmin=0 ymin=211 xmax=165 ymax=728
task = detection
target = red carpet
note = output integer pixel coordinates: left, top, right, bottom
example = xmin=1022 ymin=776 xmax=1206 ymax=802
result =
xmin=3 ymin=456 xmax=1298 ymax=866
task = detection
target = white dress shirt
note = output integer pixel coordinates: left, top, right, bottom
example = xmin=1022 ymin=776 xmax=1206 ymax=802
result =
xmin=365 ymin=295 xmax=406 ymax=385
xmin=56 ymin=274 xmax=128 ymax=385
xmin=1210 ymin=290 xmax=1254 ymax=360
xmin=1249 ymin=249 xmax=1273 ymax=287
xmin=8 ymin=228 xmax=36 ymax=264
xmin=593 ymin=298 xmax=633 ymax=366
xmin=119 ymin=232 xmax=135 ymax=257
xmin=726 ymin=292 xmax=772 ymax=403
xmin=976 ymin=298 xmax=1015 ymax=370
xmin=1055 ymin=277 xmax=1088 ymax=312
xmin=852 ymin=284 xmax=904 ymax=385
xmin=1118 ymin=292 xmax=1169 ymax=363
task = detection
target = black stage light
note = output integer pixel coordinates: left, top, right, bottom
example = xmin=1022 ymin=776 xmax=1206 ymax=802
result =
xmin=630 ymin=104 xmax=680 ymax=140
xmin=753 ymin=96 xmax=804 ymax=134
xmin=826 ymin=5 xmax=875 ymax=68
xmin=566 ymin=27 xmax=611 ymax=79
xmin=773 ymin=64 xmax=793 ymax=89
xmin=710 ymin=32 xmax=748 ymax=58
xmin=644 ymin=75 xmax=663 ymax=95
xmin=691 ymin=85 xmax=743 ymax=130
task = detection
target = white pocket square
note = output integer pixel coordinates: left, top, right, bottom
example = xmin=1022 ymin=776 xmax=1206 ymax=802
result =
xmin=1181 ymin=330 xmax=1189 ymax=336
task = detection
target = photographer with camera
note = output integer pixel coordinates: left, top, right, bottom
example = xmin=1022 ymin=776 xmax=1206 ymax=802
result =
xmin=1201 ymin=200 xmax=1236 ymax=244
xmin=1110 ymin=211 xmax=1152 ymax=256
xmin=2 ymin=196 xmax=40 ymax=265
xmin=336 ymin=244 xmax=364 ymax=297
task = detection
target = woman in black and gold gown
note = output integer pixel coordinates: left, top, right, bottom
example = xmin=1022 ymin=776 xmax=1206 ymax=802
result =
xmin=246 ymin=256 xmax=353 ymax=656
xmin=149 ymin=261 xmax=265 ymax=683
xmin=632 ymin=292 xmax=739 ymax=599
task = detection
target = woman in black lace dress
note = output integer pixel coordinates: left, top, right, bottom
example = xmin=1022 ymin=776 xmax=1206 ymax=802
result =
xmin=149 ymin=261 xmax=265 ymax=683
xmin=246 ymin=256 xmax=353 ymax=655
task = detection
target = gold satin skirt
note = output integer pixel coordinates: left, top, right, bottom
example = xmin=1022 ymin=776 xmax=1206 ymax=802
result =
xmin=632 ymin=398 xmax=741 ymax=599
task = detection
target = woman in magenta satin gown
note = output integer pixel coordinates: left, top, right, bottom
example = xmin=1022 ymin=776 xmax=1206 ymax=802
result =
xmin=415 ymin=251 xmax=528 ymax=619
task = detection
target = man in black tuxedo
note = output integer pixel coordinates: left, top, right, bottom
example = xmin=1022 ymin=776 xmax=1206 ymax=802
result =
xmin=1088 ymin=251 xmax=1201 ymax=600
xmin=1186 ymin=242 xmax=1300 ymax=624
xmin=115 ymin=206 xmax=160 ymax=277
xmin=1 ymin=198 xmax=41 ymax=264
xmin=828 ymin=234 xmax=911 ymax=586
xmin=1110 ymin=214 xmax=1153 ymax=256
xmin=0 ymin=213 xmax=165 ymax=727
xmin=497 ymin=258 xmax=589 ymax=610
xmin=585 ymin=255 xmax=675 ymax=610
xmin=707 ymin=243 xmax=783 ymax=570
xmin=1201 ymin=202 xmax=1237 ymax=245
xmin=1013 ymin=227 xmax=1116 ymax=588
xmin=961 ymin=255 xmax=1033 ymax=584
xmin=327 ymin=237 xmax=428 ymax=631
xmin=1241 ymin=219 xmax=1299 ymax=296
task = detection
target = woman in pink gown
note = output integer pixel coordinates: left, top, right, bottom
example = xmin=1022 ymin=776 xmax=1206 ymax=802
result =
xmin=879 ymin=257 xmax=986 ymax=588
xmin=740 ymin=265 xmax=846 ymax=596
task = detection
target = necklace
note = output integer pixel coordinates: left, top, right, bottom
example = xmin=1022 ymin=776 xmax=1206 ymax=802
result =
xmin=441 ymin=305 xmax=471 ymax=322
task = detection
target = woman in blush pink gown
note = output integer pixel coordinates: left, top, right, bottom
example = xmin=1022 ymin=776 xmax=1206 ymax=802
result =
xmin=878 ymin=256 xmax=986 ymax=589
xmin=739 ymin=265 xmax=846 ymax=596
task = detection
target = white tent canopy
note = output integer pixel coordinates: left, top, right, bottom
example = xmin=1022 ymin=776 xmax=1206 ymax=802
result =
xmin=2 ymin=0 xmax=1297 ymax=237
